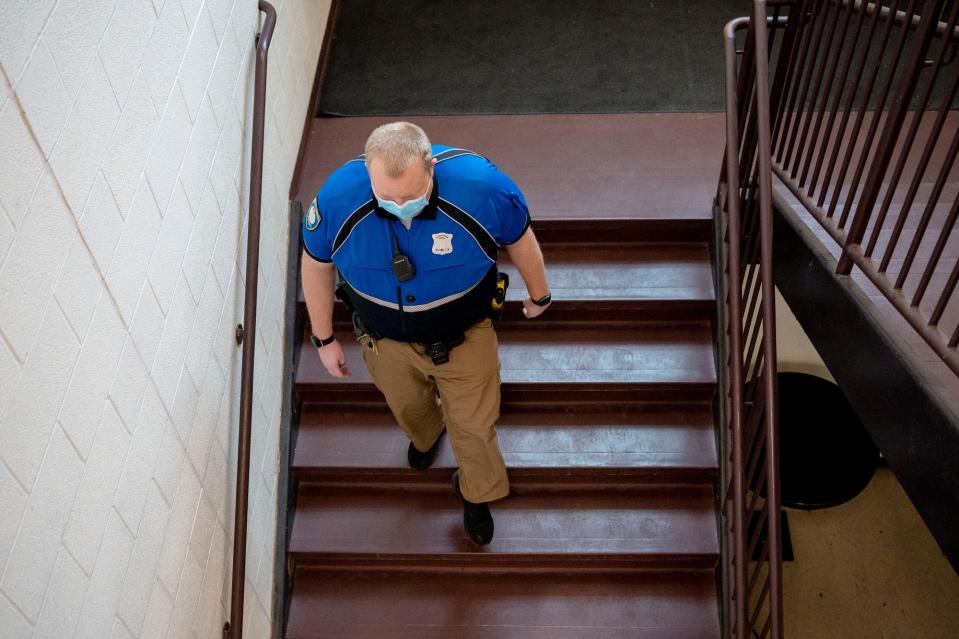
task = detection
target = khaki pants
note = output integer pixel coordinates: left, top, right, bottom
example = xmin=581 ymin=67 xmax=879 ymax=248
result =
xmin=360 ymin=317 xmax=510 ymax=503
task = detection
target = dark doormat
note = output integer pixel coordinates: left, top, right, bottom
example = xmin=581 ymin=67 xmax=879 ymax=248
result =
xmin=317 ymin=0 xmax=752 ymax=116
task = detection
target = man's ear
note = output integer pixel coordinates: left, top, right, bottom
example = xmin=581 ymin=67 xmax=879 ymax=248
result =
xmin=431 ymin=157 xmax=438 ymax=167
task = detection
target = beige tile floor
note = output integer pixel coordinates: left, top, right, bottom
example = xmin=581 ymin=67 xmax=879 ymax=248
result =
xmin=783 ymin=467 xmax=959 ymax=638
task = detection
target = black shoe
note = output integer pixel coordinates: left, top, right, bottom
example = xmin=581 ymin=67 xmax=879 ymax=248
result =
xmin=452 ymin=469 xmax=494 ymax=545
xmin=407 ymin=430 xmax=443 ymax=470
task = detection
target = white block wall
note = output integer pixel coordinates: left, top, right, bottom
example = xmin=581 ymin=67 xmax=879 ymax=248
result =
xmin=0 ymin=1 xmax=331 ymax=637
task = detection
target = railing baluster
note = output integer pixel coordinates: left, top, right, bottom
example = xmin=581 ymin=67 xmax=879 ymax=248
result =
xmin=914 ymin=188 xmax=959 ymax=307
xmin=747 ymin=460 xmax=769 ymax=515
xmin=746 ymin=349 xmax=767 ymax=409
xmin=930 ymin=246 xmax=959 ymax=325
xmin=743 ymin=287 xmax=766 ymax=381
xmin=745 ymin=525 xmax=767 ymax=576
xmin=759 ymin=615 xmax=773 ymax=639
xmin=748 ymin=577 xmax=771 ymax=633
xmin=745 ymin=427 xmax=768 ymax=496
xmin=743 ymin=184 xmax=764 ymax=265
xmin=744 ymin=403 xmax=769 ymax=493
xmin=746 ymin=547 xmax=770 ymax=606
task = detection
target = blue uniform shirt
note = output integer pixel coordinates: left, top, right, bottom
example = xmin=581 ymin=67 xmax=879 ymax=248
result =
xmin=302 ymin=145 xmax=531 ymax=342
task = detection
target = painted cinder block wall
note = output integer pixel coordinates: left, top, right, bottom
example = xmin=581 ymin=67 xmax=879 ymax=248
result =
xmin=0 ymin=0 xmax=330 ymax=637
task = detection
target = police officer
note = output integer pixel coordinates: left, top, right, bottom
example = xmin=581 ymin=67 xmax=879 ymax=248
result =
xmin=300 ymin=122 xmax=550 ymax=545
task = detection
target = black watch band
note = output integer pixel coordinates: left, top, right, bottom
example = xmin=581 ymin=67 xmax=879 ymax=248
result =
xmin=310 ymin=333 xmax=336 ymax=348
xmin=531 ymin=292 xmax=552 ymax=307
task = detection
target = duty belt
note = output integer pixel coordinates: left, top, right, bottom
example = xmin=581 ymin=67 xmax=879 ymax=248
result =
xmin=350 ymin=307 xmax=465 ymax=365
xmin=336 ymin=280 xmax=475 ymax=364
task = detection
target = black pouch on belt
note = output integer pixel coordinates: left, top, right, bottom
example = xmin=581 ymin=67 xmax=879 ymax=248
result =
xmin=424 ymin=334 xmax=465 ymax=365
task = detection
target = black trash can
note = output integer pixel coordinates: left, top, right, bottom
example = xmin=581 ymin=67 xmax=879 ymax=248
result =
xmin=775 ymin=371 xmax=880 ymax=509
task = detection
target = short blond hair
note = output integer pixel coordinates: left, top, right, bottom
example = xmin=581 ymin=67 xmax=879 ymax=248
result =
xmin=364 ymin=121 xmax=432 ymax=178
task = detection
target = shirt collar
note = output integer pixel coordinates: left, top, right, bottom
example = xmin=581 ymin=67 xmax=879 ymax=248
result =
xmin=372 ymin=173 xmax=439 ymax=221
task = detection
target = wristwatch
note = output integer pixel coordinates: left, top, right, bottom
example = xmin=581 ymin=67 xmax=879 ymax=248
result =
xmin=310 ymin=333 xmax=336 ymax=348
xmin=531 ymin=292 xmax=552 ymax=307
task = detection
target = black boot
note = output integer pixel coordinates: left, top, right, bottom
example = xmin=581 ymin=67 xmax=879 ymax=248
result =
xmin=407 ymin=430 xmax=443 ymax=470
xmin=452 ymin=469 xmax=494 ymax=545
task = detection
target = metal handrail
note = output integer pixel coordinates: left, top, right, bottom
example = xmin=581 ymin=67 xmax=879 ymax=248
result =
xmin=770 ymin=0 xmax=959 ymax=376
xmin=716 ymin=2 xmax=784 ymax=636
xmin=224 ymin=3 xmax=276 ymax=639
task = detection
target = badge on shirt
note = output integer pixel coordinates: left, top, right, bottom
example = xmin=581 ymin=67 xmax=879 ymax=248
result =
xmin=432 ymin=233 xmax=453 ymax=255
xmin=305 ymin=197 xmax=321 ymax=230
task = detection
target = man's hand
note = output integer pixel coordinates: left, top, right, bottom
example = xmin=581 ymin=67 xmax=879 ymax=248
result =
xmin=522 ymin=296 xmax=550 ymax=319
xmin=318 ymin=340 xmax=351 ymax=377
xmin=504 ymin=229 xmax=550 ymax=320
xmin=302 ymin=253 xmax=345 ymax=376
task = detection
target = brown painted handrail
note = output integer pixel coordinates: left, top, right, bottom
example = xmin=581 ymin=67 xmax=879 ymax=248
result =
xmin=716 ymin=2 xmax=784 ymax=636
xmin=721 ymin=19 xmax=751 ymax=637
xmin=224 ymin=3 xmax=276 ymax=639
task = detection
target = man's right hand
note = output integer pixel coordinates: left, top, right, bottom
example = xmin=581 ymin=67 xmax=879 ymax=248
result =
xmin=318 ymin=340 xmax=351 ymax=377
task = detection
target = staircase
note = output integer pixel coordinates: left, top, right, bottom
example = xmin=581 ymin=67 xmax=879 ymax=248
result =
xmin=285 ymin=215 xmax=723 ymax=637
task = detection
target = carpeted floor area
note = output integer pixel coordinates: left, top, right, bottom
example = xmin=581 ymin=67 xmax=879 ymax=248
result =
xmin=317 ymin=0 xmax=752 ymax=115
xmin=783 ymin=468 xmax=959 ymax=638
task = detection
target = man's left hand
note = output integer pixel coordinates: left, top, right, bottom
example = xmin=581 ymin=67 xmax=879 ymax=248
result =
xmin=522 ymin=296 xmax=550 ymax=319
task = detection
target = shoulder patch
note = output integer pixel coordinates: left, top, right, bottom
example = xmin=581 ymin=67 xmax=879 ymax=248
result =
xmin=305 ymin=197 xmax=321 ymax=230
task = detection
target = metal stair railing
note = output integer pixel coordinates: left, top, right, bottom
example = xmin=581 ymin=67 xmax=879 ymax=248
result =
xmin=716 ymin=0 xmax=959 ymax=634
xmin=715 ymin=2 xmax=786 ymax=637
xmin=769 ymin=0 xmax=959 ymax=377
xmin=224 ymin=2 xmax=276 ymax=639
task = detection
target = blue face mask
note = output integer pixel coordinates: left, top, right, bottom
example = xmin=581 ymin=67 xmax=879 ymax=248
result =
xmin=375 ymin=177 xmax=432 ymax=221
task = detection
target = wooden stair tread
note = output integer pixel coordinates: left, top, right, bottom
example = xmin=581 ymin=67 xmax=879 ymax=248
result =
xmin=295 ymin=324 xmax=716 ymax=388
xmin=289 ymin=486 xmax=719 ymax=565
xmin=501 ymin=243 xmax=714 ymax=302
xmin=286 ymin=569 xmax=721 ymax=639
xmin=293 ymin=406 xmax=717 ymax=479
